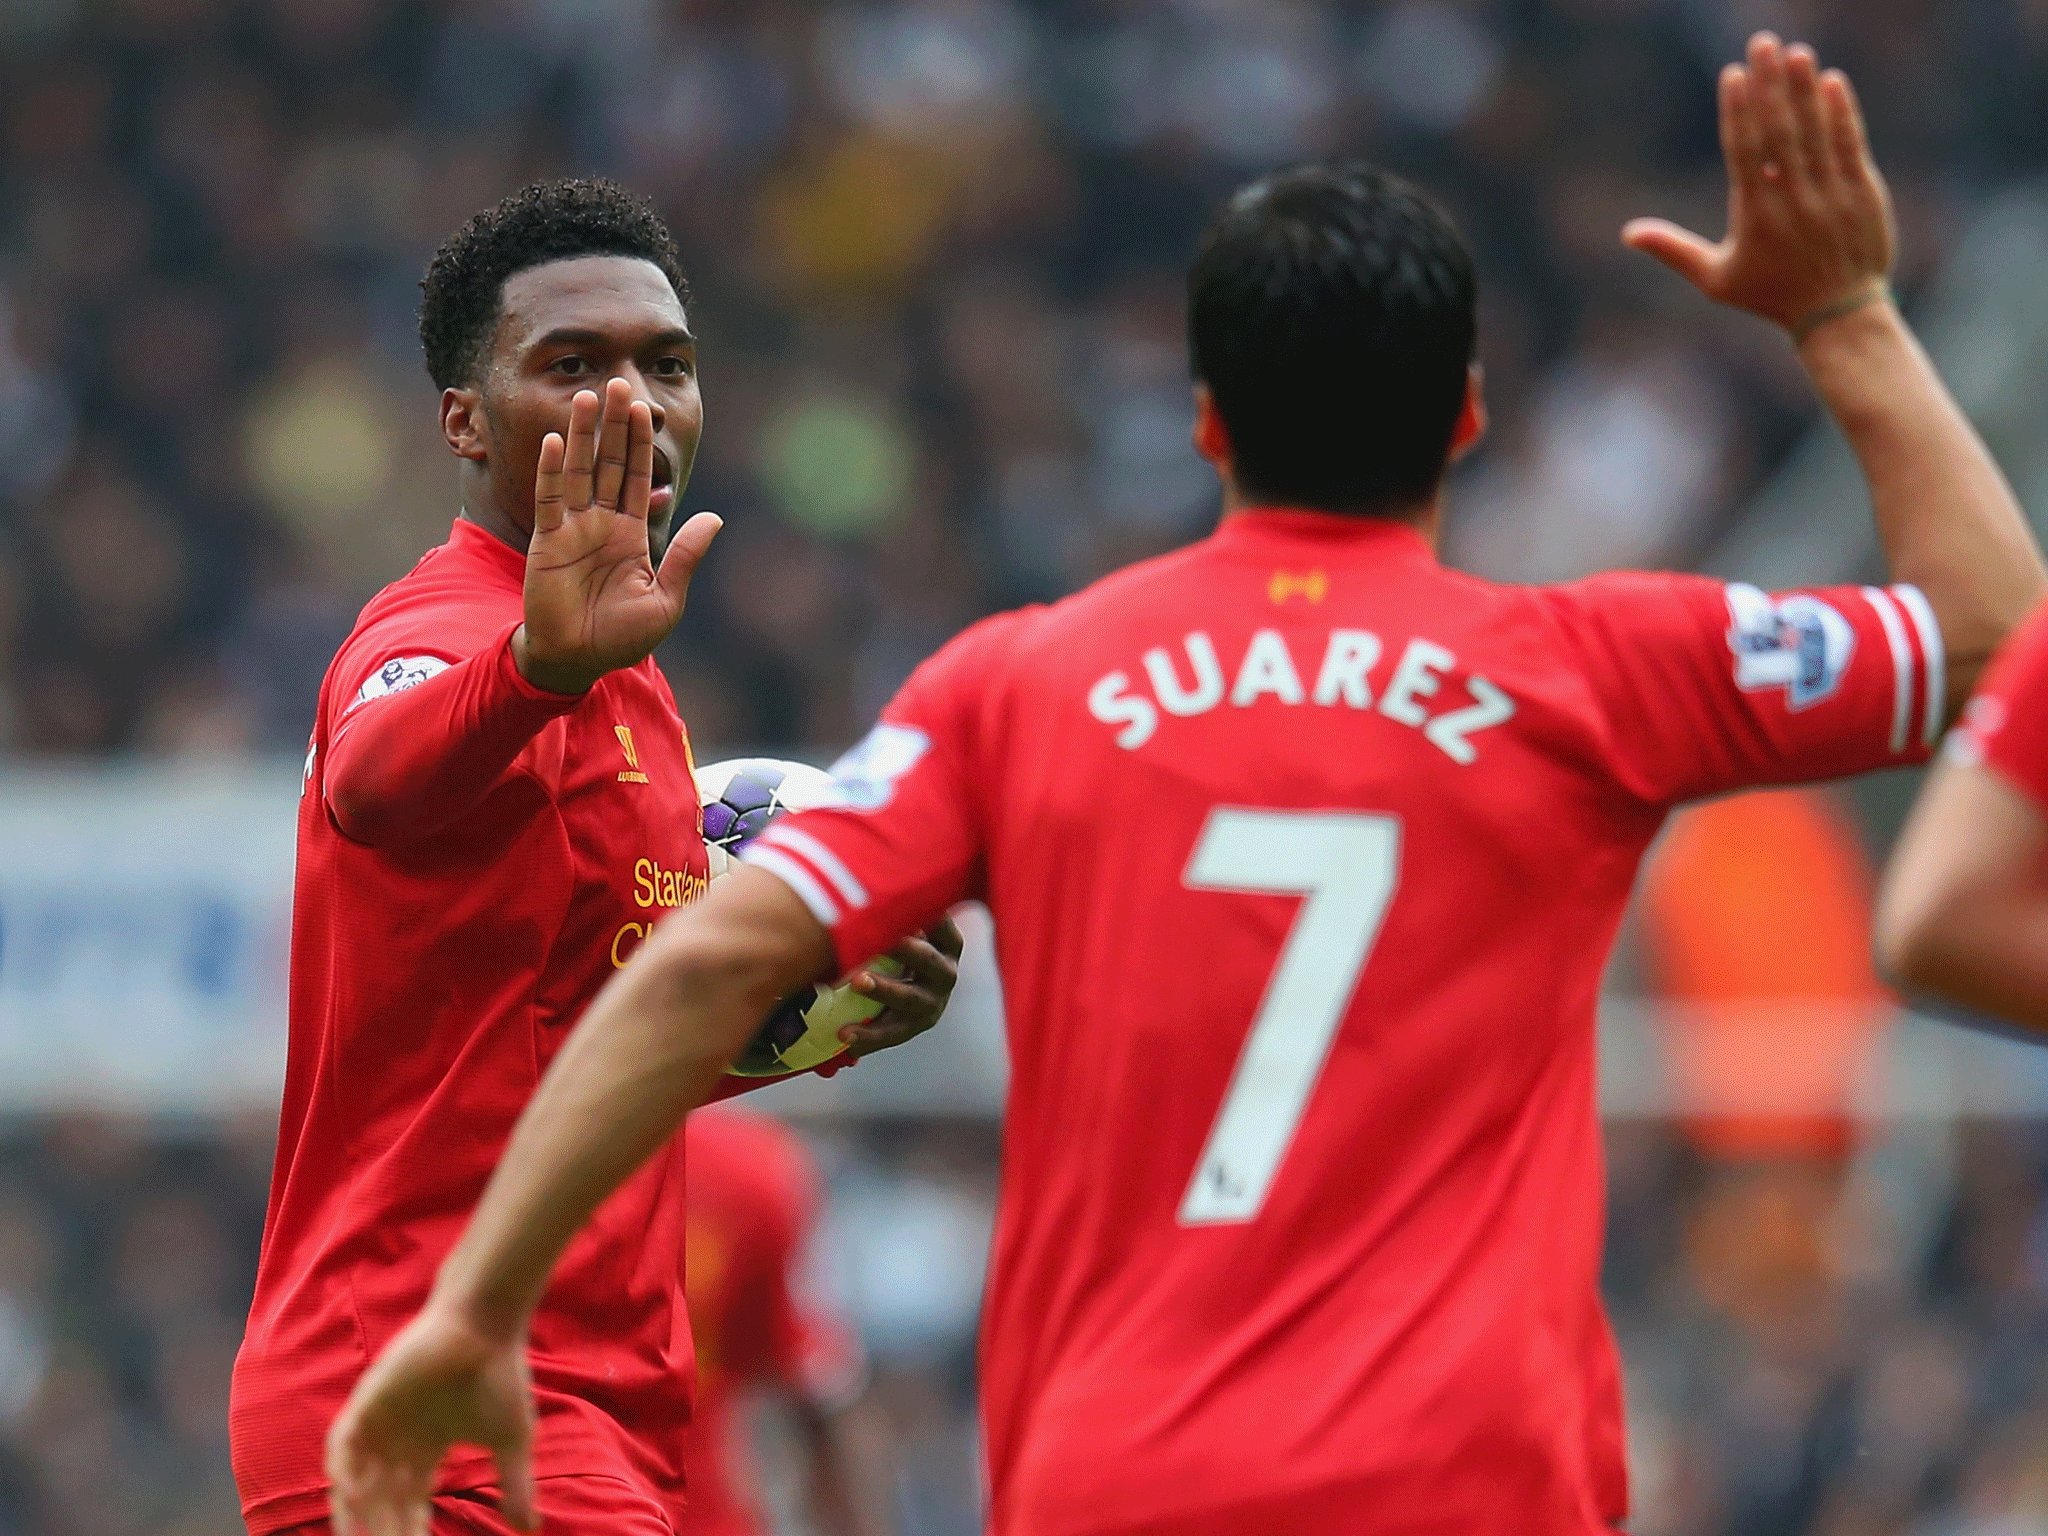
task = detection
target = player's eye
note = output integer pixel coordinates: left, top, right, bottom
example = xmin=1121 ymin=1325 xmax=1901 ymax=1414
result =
xmin=652 ymin=356 xmax=691 ymax=378
xmin=549 ymin=356 xmax=594 ymax=377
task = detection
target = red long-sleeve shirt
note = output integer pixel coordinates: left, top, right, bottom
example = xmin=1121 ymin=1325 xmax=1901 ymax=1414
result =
xmin=232 ymin=517 xmax=721 ymax=1532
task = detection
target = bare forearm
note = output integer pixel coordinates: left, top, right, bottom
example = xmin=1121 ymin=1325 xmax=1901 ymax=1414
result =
xmin=1801 ymin=303 xmax=2046 ymax=703
xmin=427 ymin=870 xmax=831 ymax=1342
xmin=1887 ymin=894 xmax=2048 ymax=1035
xmin=1878 ymin=762 xmax=2048 ymax=1033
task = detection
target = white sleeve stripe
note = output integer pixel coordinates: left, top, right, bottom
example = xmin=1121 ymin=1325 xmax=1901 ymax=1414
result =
xmin=1861 ymin=585 xmax=1914 ymax=755
xmin=1892 ymin=583 xmax=1946 ymax=747
xmin=741 ymin=845 xmax=842 ymax=928
xmin=757 ymin=825 xmax=870 ymax=910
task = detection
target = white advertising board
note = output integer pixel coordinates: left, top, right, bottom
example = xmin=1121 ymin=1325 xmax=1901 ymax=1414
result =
xmin=3 ymin=762 xmax=2047 ymax=1120
xmin=0 ymin=763 xmax=299 ymax=1111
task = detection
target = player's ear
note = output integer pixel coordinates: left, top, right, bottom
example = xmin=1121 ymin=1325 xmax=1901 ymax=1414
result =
xmin=1191 ymin=384 xmax=1232 ymax=472
xmin=1448 ymin=364 xmax=1488 ymax=464
xmin=441 ymin=386 xmax=489 ymax=462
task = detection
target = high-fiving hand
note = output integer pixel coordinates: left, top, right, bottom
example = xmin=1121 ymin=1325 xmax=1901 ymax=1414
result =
xmin=1623 ymin=32 xmax=1895 ymax=339
xmin=513 ymin=376 xmax=722 ymax=696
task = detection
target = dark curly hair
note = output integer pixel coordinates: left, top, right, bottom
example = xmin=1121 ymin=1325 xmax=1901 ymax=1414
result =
xmin=417 ymin=178 xmax=690 ymax=391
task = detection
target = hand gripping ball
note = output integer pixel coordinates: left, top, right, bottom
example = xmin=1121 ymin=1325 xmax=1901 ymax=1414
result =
xmin=695 ymin=757 xmax=901 ymax=1077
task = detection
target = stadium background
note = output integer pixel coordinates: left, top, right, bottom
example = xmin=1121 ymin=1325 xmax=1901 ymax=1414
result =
xmin=4 ymin=0 xmax=2048 ymax=1532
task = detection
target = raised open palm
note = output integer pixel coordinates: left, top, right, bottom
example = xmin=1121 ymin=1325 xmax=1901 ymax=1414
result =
xmin=1623 ymin=32 xmax=1894 ymax=337
xmin=515 ymin=377 xmax=720 ymax=696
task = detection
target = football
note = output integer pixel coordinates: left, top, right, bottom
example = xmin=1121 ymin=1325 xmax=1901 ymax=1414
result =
xmin=695 ymin=756 xmax=902 ymax=1077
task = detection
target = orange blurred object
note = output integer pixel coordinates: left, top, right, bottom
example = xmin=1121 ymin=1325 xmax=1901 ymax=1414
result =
xmin=1640 ymin=788 xmax=1891 ymax=1158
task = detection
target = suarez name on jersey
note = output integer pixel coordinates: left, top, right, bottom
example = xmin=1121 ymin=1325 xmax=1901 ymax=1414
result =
xmin=737 ymin=508 xmax=1940 ymax=1536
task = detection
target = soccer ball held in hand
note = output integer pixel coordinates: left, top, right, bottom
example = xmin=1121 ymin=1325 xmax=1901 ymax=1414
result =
xmin=694 ymin=757 xmax=900 ymax=1077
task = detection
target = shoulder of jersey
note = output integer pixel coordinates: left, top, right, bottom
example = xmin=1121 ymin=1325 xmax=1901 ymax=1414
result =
xmin=1003 ymin=541 xmax=1218 ymax=640
xmin=348 ymin=541 xmax=522 ymax=636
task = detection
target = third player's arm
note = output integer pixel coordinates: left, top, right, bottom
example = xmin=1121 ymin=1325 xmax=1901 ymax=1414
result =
xmin=1800 ymin=300 xmax=2042 ymax=706
xmin=1626 ymin=32 xmax=2045 ymax=710
xmin=325 ymin=867 xmax=833 ymax=1531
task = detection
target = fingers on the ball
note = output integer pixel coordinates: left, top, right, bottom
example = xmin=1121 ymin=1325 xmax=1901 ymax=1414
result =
xmin=889 ymin=937 xmax=958 ymax=987
xmin=854 ymin=973 xmax=930 ymax=1011
xmin=927 ymin=915 xmax=966 ymax=959
xmin=840 ymin=1017 xmax=921 ymax=1050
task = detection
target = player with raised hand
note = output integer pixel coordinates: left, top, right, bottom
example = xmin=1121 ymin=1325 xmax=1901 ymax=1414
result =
xmin=325 ymin=37 xmax=2042 ymax=1536
xmin=231 ymin=181 xmax=957 ymax=1536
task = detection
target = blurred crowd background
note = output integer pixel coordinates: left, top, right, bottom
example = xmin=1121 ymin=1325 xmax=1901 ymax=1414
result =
xmin=5 ymin=0 xmax=2048 ymax=1533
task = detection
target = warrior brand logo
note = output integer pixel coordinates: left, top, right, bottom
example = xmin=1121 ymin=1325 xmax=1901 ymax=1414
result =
xmin=349 ymin=654 xmax=450 ymax=713
xmin=1725 ymin=583 xmax=1855 ymax=711
xmin=1268 ymin=569 xmax=1328 ymax=605
xmin=615 ymin=725 xmax=650 ymax=784
xmin=828 ymin=724 xmax=930 ymax=809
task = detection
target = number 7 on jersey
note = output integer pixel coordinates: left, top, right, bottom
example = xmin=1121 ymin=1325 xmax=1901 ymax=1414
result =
xmin=1178 ymin=809 xmax=1403 ymax=1226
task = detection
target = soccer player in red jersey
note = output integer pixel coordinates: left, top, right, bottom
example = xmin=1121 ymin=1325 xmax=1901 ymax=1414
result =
xmin=679 ymin=1108 xmax=892 ymax=1536
xmin=1876 ymin=599 xmax=2048 ymax=1029
xmin=230 ymin=181 xmax=958 ymax=1536
xmin=327 ymin=37 xmax=2048 ymax=1536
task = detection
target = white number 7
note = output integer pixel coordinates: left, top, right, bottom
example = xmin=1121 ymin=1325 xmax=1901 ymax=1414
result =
xmin=1178 ymin=809 xmax=1402 ymax=1226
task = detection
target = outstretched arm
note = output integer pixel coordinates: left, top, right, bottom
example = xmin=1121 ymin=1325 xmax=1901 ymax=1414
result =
xmin=1625 ymin=31 xmax=2044 ymax=711
xmin=325 ymin=867 xmax=832 ymax=1534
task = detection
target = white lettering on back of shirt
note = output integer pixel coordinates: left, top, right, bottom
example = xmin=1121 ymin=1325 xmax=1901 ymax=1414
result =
xmin=1144 ymin=633 xmax=1226 ymax=716
xmin=1231 ymin=630 xmax=1305 ymax=707
xmin=1378 ymin=639 xmax=1454 ymax=726
xmin=1312 ymin=630 xmax=1383 ymax=708
xmin=1089 ymin=670 xmax=1159 ymax=751
xmin=1424 ymin=676 xmax=1517 ymax=765
xmin=1084 ymin=627 xmax=1516 ymax=765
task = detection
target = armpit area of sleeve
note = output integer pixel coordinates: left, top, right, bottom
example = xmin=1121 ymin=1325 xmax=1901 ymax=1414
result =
xmin=1976 ymin=703 xmax=2048 ymax=818
xmin=1964 ymin=604 xmax=2048 ymax=816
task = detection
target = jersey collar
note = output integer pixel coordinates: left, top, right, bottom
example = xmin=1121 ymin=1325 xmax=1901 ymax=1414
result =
xmin=446 ymin=514 xmax=530 ymax=590
xmin=1211 ymin=506 xmax=1437 ymax=561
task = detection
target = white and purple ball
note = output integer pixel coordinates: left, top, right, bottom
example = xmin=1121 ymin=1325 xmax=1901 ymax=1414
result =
xmin=695 ymin=757 xmax=900 ymax=1077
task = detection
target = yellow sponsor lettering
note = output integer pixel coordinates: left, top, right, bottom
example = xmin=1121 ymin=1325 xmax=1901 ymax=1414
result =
xmin=629 ymin=855 xmax=710 ymax=912
xmin=611 ymin=922 xmax=646 ymax=968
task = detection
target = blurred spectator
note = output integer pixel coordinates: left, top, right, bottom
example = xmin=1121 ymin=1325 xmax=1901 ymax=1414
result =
xmin=0 ymin=0 xmax=2034 ymax=759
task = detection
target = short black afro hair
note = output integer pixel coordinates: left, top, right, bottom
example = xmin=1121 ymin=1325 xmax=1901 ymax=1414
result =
xmin=417 ymin=177 xmax=690 ymax=391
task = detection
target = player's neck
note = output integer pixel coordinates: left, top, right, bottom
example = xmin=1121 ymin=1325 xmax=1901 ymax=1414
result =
xmin=1218 ymin=481 xmax=1443 ymax=551
xmin=458 ymin=465 xmax=534 ymax=555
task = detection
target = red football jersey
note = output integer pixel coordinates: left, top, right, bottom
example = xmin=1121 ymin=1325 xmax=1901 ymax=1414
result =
xmin=739 ymin=509 xmax=1943 ymax=1536
xmin=1955 ymin=597 xmax=2048 ymax=807
xmin=678 ymin=1108 xmax=865 ymax=1536
xmin=231 ymin=518 xmax=715 ymax=1533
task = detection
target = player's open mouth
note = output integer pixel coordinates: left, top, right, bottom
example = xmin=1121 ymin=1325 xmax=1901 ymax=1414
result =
xmin=650 ymin=451 xmax=674 ymax=512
